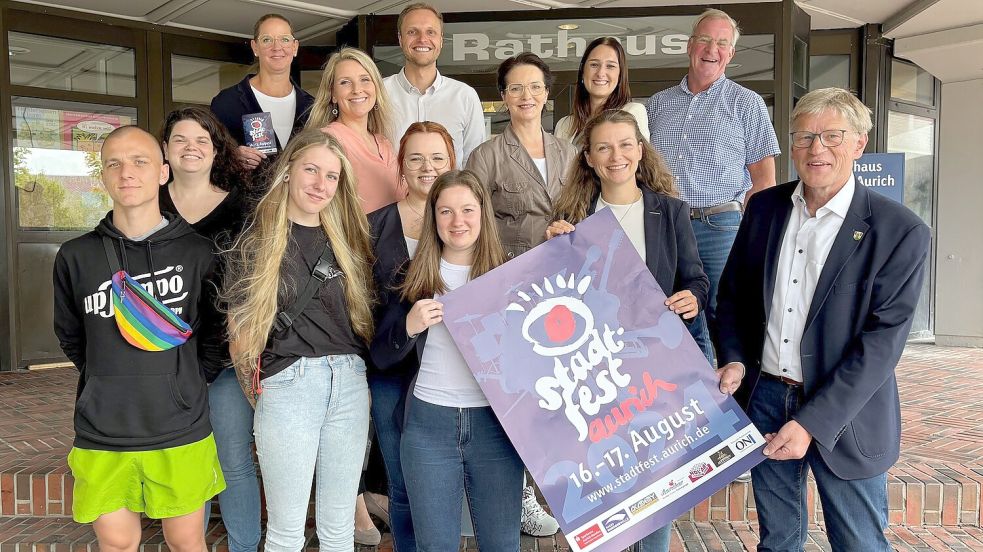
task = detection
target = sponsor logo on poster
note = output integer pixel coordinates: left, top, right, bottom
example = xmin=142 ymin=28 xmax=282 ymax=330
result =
xmin=709 ymin=446 xmax=735 ymax=467
xmin=574 ymin=524 xmax=604 ymax=548
xmin=602 ymin=510 xmax=630 ymax=533
xmin=688 ymin=462 xmax=713 ymax=482
xmin=659 ymin=477 xmax=687 ymax=499
xmin=629 ymin=492 xmax=659 ymax=515
xmin=733 ymin=432 xmax=758 ymax=451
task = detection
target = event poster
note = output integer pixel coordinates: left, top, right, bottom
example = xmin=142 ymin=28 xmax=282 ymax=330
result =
xmin=440 ymin=210 xmax=766 ymax=552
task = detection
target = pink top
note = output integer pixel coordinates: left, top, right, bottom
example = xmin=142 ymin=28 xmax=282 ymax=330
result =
xmin=325 ymin=122 xmax=404 ymax=214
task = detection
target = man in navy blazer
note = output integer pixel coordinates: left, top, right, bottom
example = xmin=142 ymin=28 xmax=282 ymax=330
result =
xmin=714 ymin=88 xmax=930 ymax=551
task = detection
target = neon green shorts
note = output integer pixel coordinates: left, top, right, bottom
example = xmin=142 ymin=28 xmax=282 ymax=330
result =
xmin=67 ymin=434 xmax=226 ymax=523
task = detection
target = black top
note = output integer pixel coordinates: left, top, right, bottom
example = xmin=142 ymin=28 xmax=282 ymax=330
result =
xmin=159 ymin=184 xmax=250 ymax=382
xmin=367 ymin=203 xmax=419 ymax=375
xmin=158 ymin=184 xmax=249 ymax=252
xmin=52 ymin=212 xmax=222 ymax=451
xmin=261 ymin=224 xmax=366 ymax=379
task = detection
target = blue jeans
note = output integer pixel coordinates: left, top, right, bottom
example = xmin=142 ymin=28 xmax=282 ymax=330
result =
xmin=630 ymin=525 xmax=670 ymax=552
xmin=689 ymin=209 xmax=742 ymax=365
xmin=748 ymin=376 xmax=891 ymax=552
xmin=401 ymin=396 xmax=523 ymax=552
xmin=254 ymin=355 xmax=371 ymax=552
xmin=208 ymin=367 xmax=261 ymax=552
xmin=368 ymin=372 xmax=415 ymax=552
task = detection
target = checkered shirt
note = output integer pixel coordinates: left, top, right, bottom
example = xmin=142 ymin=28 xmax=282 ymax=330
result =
xmin=646 ymin=76 xmax=781 ymax=208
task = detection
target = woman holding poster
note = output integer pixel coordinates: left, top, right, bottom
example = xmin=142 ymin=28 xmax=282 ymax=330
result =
xmin=546 ymin=108 xmax=709 ymax=551
xmin=367 ymin=121 xmax=458 ymax=551
xmin=371 ymin=170 xmax=525 ymax=552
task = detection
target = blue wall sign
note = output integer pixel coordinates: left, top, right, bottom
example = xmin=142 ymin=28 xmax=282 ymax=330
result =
xmin=855 ymin=153 xmax=905 ymax=204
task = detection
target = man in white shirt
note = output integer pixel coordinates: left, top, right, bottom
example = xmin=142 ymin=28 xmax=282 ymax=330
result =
xmin=383 ymin=3 xmax=486 ymax=164
xmin=714 ymin=88 xmax=931 ymax=551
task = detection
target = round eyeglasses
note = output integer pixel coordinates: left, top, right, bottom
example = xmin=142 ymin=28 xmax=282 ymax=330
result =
xmin=404 ymin=154 xmax=449 ymax=171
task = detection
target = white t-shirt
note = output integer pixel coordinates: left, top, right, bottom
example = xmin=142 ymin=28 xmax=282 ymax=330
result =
xmin=554 ymin=101 xmax=650 ymax=144
xmin=251 ymin=86 xmax=297 ymax=147
xmin=404 ymin=236 xmax=419 ymax=258
xmin=532 ymin=157 xmax=548 ymax=184
xmin=597 ymin=193 xmax=646 ymax=262
xmin=413 ymin=259 xmax=488 ymax=407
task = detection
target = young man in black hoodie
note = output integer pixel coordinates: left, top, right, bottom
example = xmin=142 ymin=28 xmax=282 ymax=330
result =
xmin=53 ymin=126 xmax=226 ymax=552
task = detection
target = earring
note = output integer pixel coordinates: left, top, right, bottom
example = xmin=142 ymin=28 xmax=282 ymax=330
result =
xmin=331 ymin=104 xmax=338 ymax=116
xmin=283 ymin=175 xmax=290 ymax=182
xmin=373 ymin=103 xmax=379 ymax=111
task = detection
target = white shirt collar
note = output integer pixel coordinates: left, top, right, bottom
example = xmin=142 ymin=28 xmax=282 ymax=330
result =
xmin=396 ymin=67 xmax=444 ymax=94
xmin=792 ymin=175 xmax=855 ymax=219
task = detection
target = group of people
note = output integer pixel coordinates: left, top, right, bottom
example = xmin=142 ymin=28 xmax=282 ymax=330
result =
xmin=52 ymin=4 xmax=930 ymax=552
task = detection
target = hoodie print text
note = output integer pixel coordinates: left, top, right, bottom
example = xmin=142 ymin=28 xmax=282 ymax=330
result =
xmin=83 ymin=264 xmax=189 ymax=318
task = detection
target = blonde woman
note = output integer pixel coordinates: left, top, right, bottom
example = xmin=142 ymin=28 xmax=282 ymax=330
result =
xmin=372 ymin=170 xmax=524 ymax=552
xmin=225 ymin=128 xmax=375 ymax=552
xmin=307 ymin=47 xmax=403 ymax=214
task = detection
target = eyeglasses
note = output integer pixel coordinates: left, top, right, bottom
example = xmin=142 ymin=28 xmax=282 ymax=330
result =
xmin=789 ymin=129 xmax=853 ymax=149
xmin=503 ymin=83 xmax=547 ymax=98
xmin=690 ymin=35 xmax=733 ymax=49
xmin=404 ymin=154 xmax=449 ymax=170
xmin=256 ymin=35 xmax=296 ymax=49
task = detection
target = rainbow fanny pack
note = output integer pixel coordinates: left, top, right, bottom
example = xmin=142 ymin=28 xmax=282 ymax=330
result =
xmin=102 ymin=236 xmax=192 ymax=351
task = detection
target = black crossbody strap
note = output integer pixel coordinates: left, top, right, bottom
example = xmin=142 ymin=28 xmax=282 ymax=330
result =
xmin=273 ymin=243 xmax=340 ymax=333
xmin=102 ymin=235 xmax=122 ymax=275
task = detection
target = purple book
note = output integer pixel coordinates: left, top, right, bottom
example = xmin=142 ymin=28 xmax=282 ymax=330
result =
xmin=242 ymin=112 xmax=277 ymax=154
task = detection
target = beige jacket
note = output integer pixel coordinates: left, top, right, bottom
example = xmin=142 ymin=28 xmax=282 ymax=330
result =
xmin=466 ymin=124 xmax=577 ymax=259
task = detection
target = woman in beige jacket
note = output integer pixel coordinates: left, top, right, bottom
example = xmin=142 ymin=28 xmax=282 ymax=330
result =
xmin=466 ymin=52 xmax=576 ymax=261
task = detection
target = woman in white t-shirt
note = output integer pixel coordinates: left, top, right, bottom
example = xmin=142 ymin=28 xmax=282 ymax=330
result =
xmin=546 ymin=109 xmax=708 ymax=552
xmin=553 ymin=37 xmax=649 ymax=145
xmin=371 ymin=170 xmax=524 ymax=552
xmin=210 ymin=14 xmax=314 ymax=172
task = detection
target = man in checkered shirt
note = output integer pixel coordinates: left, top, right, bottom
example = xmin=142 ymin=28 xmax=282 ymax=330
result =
xmin=647 ymin=8 xmax=781 ymax=366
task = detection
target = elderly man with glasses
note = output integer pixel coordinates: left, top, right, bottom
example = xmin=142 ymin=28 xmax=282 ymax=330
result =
xmin=714 ymin=87 xmax=931 ymax=551
xmin=646 ymin=8 xmax=781 ymax=368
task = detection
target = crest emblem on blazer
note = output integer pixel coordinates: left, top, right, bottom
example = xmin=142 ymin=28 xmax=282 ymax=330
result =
xmin=853 ymin=231 xmax=864 ymax=241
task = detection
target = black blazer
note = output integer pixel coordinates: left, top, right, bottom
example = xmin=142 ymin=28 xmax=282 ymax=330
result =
xmin=716 ymin=180 xmax=931 ymax=480
xmin=210 ymin=74 xmax=314 ymax=151
xmin=586 ymin=185 xmax=709 ymax=314
xmin=368 ymin=204 xmax=426 ymax=374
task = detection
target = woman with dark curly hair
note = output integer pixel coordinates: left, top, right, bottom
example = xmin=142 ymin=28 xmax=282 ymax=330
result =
xmin=158 ymin=105 xmax=259 ymax=552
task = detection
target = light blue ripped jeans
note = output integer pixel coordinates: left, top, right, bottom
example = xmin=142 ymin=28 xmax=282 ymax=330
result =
xmin=254 ymin=355 xmax=370 ymax=552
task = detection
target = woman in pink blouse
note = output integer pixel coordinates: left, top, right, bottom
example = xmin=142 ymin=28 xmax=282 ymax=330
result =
xmin=307 ymin=47 xmax=404 ymax=214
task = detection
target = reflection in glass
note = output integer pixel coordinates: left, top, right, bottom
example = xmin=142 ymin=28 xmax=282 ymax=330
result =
xmin=887 ymin=110 xmax=935 ymax=335
xmin=481 ymin=100 xmax=554 ymax=136
xmin=171 ymin=55 xmax=253 ymax=105
xmin=891 ymin=60 xmax=934 ymax=106
xmin=8 ymin=32 xmax=136 ymax=97
xmin=810 ymin=55 xmax=850 ymax=91
xmin=374 ymin=16 xmax=774 ymax=81
xmin=12 ymin=97 xmax=137 ymax=231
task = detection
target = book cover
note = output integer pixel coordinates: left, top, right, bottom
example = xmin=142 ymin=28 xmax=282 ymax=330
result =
xmin=242 ymin=112 xmax=278 ymax=154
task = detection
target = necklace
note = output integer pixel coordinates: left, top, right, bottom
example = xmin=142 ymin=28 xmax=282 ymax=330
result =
xmin=602 ymin=190 xmax=643 ymax=224
xmin=403 ymin=200 xmax=425 ymax=221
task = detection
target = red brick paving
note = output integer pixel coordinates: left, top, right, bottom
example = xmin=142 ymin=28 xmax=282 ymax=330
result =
xmin=1 ymin=344 xmax=981 ymax=550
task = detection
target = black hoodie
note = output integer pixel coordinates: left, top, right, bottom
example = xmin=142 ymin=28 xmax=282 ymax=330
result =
xmin=53 ymin=212 xmax=224 ymax=451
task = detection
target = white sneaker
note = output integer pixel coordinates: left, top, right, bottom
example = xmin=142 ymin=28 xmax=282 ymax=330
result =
xmin=520 ymin=486 xmax=559 ymax=536
xmin=735 ymin=471 xmax=752 ymax=482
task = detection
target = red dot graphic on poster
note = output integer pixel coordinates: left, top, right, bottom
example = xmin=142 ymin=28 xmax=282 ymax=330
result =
xmin=545 ymin=305 xmax=576 ymax=343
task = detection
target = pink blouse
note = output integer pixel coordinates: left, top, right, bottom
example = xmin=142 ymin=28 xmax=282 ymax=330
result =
xmin=325 ymin=122 xmax=405 ymax=214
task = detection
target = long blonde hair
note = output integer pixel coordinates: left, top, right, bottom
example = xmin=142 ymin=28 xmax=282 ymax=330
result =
xmin=306 ymin=47 xmax=393 ymax=139
xmin=224 ymin=128 xmax=376 ymax=378
xmin=552 ymin=109 xmax=677 ymax=224
xmin=400 ymin=170 xmax=504 ymax=302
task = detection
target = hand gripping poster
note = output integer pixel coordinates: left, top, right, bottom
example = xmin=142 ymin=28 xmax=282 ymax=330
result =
xmin=439 ymin=210 xmax=766 ymax=552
